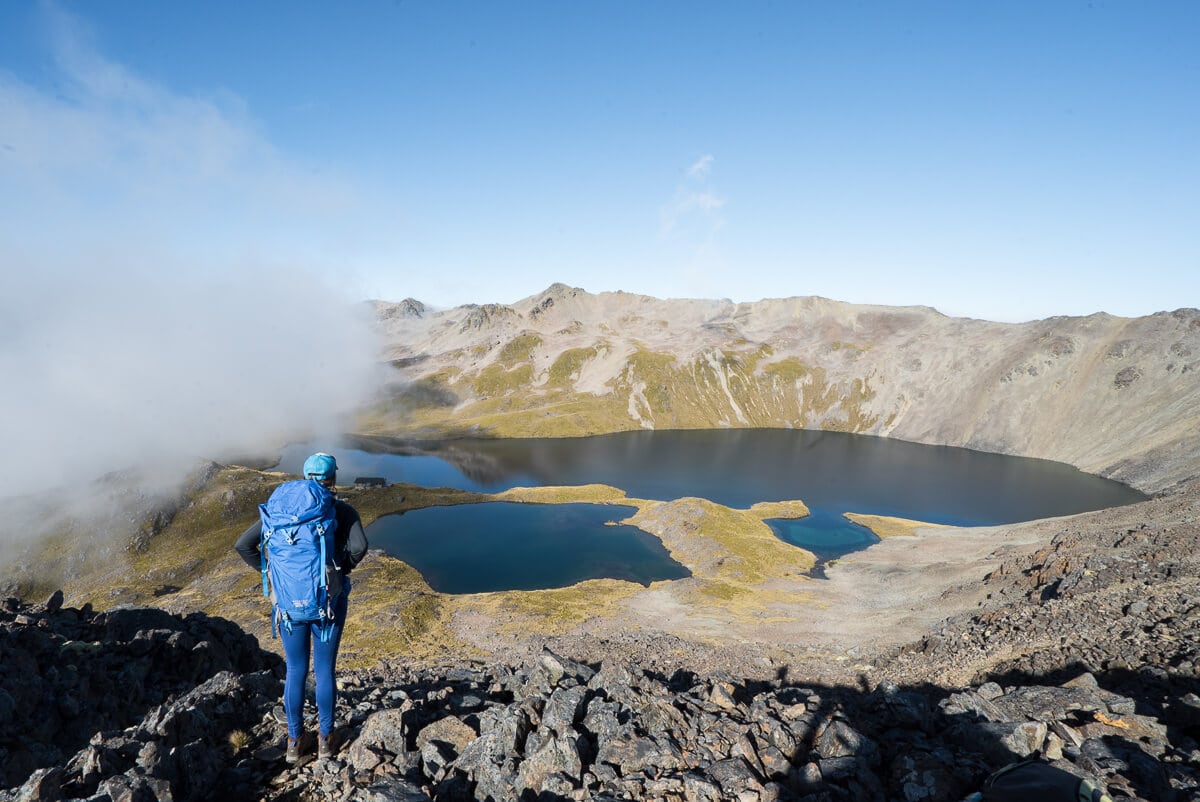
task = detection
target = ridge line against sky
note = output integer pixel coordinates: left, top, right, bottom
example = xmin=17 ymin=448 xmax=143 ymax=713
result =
xmin=0 ymin=1 xmax=1197 ymax=323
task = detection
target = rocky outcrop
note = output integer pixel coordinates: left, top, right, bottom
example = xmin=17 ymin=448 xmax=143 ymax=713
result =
xmin=3 ymin=600 xmax=1197 ymax=802
xmin=883 ymin=485 xmax=1200 ymax=689
xmin=0 ymin=593 xmax=280 ymax=792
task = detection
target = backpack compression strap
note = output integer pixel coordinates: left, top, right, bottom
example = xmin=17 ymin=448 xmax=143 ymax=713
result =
xmin=259 ymin=518 xmax=336 ymax=641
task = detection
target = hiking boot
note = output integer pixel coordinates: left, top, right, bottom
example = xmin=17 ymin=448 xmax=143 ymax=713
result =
xmin=318 ymin=732 xmax=336 ymax=760
xmin=285 ymin=736 xmax=302 ymax=764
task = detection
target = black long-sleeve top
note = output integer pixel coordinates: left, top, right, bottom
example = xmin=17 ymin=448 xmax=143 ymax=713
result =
xmin=234 ymin=498 xmax=369 ymax=576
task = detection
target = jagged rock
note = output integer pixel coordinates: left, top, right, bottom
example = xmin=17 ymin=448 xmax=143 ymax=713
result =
xmin=348 ymin=777 xmax=429 ymax=801
xmin=587 ymin=661 xmax=639 ymax=696
xmin=941 ymin=690 xmax=1007 ymax=723
xmin=537 ymin=646 xmax=596 ymax=687
xmin=966 ymin=721 xmax=1049 ymax=764
xmin=3 ymin=599 xmax=1199 ymax=802
xmin=708 ymin=680 xmax=740 ymax=711
xmin=889 ymin=749 xmax=972 ymax=802
xmin=43 ymin=591 xmax=64 ymax=613
xmin=9 ymin=767 xmax=63 ymax=802
xmin=415 ymin=715 xmax=477 ymax=755
xmin=596 ymin=726 xmax=686 ymax=774
xmin=539 ymin=684 xmax=588 ymax=736
xmin=0 ymin=689 xmax=15 ymax=727
xmin=813 ymin=716 xmax=879 ymax=767
xmin=478 ymin=703 xmax=532 ymax=759
xmin=681 ymin=772 xmax=723 ymax=802
xmin=1077 ymin=712 xmax=1169 ymax=753
xmin=988 ymin=685 xmax=1106 ymax=722
xmin=350 ymin=708 xmax=412 ymax=770
xmin=580 ymin=696 xmax=624 ymax=748
xmin=707 ymin=756 xmax=766 ymax=797
xmin=95 ymin=773 xmax=174 ymax=802
xmin=419 ymin=739 xmax=455 ymax=782
xmin=515 ymin=732 xmax=584 ymax=795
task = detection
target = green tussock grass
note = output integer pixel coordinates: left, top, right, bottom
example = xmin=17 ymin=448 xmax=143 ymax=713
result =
xmin=55 ymin=466 xmax=285 ymax=611
xmin=623 ymin=347 xmax=680 ymax=417
xmin=547 ymin=345 xmax=601 ymax=388
xmin=748 ymin=500 xmax=811 ymax=519
xmin=474 ymin=579 xmax=642 ymax=634
xmin=14 ymin=457 xmax=837 ymax=676
xmin=497 ymin=332 xmax=543 ymax=365
xmin=843 ymin=512 xmax=949 ymax=538
xmin=228 ymin=730 xmax=251 ymax=754
xmin=696 ymin=580 xmax=754 ymax=601
xmin=455 ymin=393 xmax=634 ymax=438
xmin=367 ymin=339 xmax=884 ymax=440
xmin=628 ymin=497 xmax=815 ymax=588
xmin=761 ymin=356 xmax=813 ymax=383
xmin=474 ymin=363 xmax=534 ymax=397
xmin=496 ymin=484 xmax=631 ymax=504
xmin=337 ymin=554 xmax=454 ymax=668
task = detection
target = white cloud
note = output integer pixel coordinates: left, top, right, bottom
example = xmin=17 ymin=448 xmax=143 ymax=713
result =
xmin=660 ymin=155 xmax=726 ymax=236
xmin=654 ymin=155 xmax=731 ymax=299
xmin=686 ymin=153 xmax=714 ymax=178
xmin=0 ymin=6 xmax=386 ymax=554
xmin=0 ymin=5 xmax=365 ymax=270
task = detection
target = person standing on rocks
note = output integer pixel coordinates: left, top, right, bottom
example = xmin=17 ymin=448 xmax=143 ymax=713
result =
xmin=234 ymin=452 xmax=368 ymax=763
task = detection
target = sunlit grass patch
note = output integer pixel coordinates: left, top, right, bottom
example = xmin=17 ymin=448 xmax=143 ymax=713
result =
xmin=495 ymin=484 xmax=632 ymax=505
xmin=547 ymin=345 xmax=601 ymax=388
xmin=843 ymin=512 xmax=950 ymax=538
xmin=748 ymin=499 xmax=810 ymax=519
xmin=627 ymin=497 xmax=815 ymax=585
xmin=473 ymin=363 xmax=534 ymax=397
xmin=474 ymin=578 xmax=642 ymax=636
xmin=497 ymin=332 xmax=544 ymax=366
xmin=337 ymin=554 xmax=458 ymax=668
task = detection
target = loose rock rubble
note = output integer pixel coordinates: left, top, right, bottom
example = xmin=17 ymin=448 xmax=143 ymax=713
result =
xmin=883 ymin=496 xmax=1200 ymax=691
xmin=0 ymin=592 xmax=277 ymax=791
xmin=2 ymin=596 xmax=1198 ymax=802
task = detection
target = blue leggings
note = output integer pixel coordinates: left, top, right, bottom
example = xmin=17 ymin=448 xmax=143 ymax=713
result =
xmin=280 ymin=584 xmax=349 ymax=738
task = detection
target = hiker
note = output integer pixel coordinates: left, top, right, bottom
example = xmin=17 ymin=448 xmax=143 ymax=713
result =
xmin=234 ymin=452 xmax=368 ymax=763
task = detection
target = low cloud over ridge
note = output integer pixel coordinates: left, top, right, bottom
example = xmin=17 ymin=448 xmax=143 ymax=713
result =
xmin=0 ymin=6 xmax=385 ymax=551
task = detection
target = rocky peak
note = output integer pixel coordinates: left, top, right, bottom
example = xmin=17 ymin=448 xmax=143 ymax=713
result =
xmin=373 ymin=299 xmax=428 ymax=321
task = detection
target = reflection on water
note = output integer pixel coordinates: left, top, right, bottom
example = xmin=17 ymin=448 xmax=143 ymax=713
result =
xmin=367 ymin=502 xmax=689 ymax=594
xmin=277 ymin=429 xmax=1145 ymax=523
xmin=275 ymin=429 xmax=1147 ymax=578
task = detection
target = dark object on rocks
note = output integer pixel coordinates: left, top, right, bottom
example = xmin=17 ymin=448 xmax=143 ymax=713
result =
xmin=977 ymin=759 xmax=1111 ymax=802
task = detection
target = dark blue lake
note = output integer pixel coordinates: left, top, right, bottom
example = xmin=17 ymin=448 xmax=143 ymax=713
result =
xmin=367 ymin=502 xmax=689 ymax=594
xmin=275 ymin=429 xmax=1147 ymax=587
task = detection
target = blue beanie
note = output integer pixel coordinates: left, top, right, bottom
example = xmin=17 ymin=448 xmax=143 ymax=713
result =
xmin=303 ymin=452 xmax=338 ymax=481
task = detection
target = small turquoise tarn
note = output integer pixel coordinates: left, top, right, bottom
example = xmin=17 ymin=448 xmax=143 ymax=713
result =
xmin=367 ymin=502 xmax=690 ymax=594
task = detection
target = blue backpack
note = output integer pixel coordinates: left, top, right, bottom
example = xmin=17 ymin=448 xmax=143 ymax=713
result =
xmin=259 ymin=480 xmax=343 ymax=641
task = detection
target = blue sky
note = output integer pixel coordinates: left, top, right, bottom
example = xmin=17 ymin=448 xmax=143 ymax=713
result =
xmin=1 ymin=1 xmax=1197 ymax=322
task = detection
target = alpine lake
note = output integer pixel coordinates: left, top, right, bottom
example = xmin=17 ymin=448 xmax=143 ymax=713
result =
xmin=274 ymin=429 xmax=1146 ymax=593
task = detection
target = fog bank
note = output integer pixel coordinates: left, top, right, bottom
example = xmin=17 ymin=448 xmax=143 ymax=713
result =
xmin=0 ymin=6 xmax=394 ymax=559
xmin=0 ymin=257 xmax=383 ymax=550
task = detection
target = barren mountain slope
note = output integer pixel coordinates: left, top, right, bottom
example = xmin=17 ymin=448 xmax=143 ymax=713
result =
xmin=3 ymin=286 xmax=1196 ymax=789
xmin=369 ymin=284 xmax=1200 ymax=492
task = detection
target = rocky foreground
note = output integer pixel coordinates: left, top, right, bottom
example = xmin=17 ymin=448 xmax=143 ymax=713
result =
xmin=2 ymin=591 xmax=1198 ymax=802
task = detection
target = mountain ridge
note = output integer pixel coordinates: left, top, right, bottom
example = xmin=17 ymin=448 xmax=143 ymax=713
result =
xmin=3 ymin=286 xmax=1197 ymax=800
xmin=366 ymin=286 xmax=1200 ymax=493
